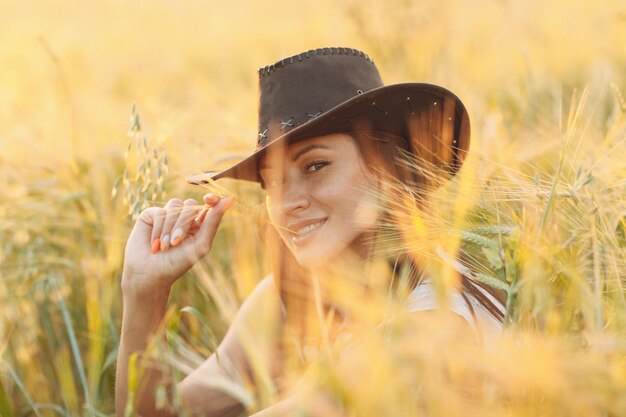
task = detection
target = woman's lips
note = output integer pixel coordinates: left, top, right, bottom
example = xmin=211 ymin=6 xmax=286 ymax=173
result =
xmin=288 ymin=218 xmax=327 ymax=245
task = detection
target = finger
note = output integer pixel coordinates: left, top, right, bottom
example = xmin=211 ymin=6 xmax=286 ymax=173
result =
xmin=195 ymin=196 xmax=236 ymax=254
xmin=203 ymin=193 xmax=220 ymax=206
xmin=160 ymin=198 xmax=184 ymax=251
xmin=150 ymin=207 xmax=166 ymax=254
xmin=191 ymin=193 xmax=221 ymax=226
xmin=189 ymin=193 xmax=223 ymax=235
xmin=170 ymin=198 xmax=199 ymax=247
xmin=135 ymin=207 xmax=164 ymax=250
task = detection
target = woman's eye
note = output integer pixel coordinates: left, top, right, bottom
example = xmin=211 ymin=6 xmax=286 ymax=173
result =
xmin=305 ymin=161 xmax=328 ymax=173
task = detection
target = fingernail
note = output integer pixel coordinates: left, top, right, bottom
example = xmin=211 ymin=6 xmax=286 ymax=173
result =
xmin=151 ymin=238 xmax=160 ymax=254
xmin=161 ymin=234 xmax=170 ymax=251
xmin=204 ymin=193 xmax=219 ymax=204
xmin=171 ymin=228 xmax=183 ymax=246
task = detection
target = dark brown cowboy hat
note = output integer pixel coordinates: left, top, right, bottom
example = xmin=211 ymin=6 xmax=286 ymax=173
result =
xmin=186 ymin=47 xmax=470 ymax=186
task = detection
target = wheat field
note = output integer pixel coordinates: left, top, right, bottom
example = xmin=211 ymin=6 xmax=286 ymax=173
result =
xmin=0 ymin=0 xmax=625 ymax=416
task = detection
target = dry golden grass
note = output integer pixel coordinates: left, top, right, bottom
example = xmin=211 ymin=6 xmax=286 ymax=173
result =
xmin=0 ymin=0 xmax=625 ymax=415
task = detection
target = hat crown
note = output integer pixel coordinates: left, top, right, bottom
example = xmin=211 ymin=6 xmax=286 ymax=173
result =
xmin=257 ymin=47 xmax=383 ymax=147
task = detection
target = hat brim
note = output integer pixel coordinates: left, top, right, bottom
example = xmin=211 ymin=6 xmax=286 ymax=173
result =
xmin=186 ymin=83 xmax=470 ymax=185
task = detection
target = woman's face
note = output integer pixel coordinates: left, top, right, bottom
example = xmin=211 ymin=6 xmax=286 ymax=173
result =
xmin=260 ymin=133 xmax=378 ymax=268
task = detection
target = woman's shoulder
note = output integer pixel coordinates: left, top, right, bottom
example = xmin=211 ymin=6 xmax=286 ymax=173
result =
xmin=251 ymin=274 xmax=277 ymax=296
xmin=221 ymin=274 xmax=282 ymax=355
xmin=237 ymin=274 xmax=280 ymax=316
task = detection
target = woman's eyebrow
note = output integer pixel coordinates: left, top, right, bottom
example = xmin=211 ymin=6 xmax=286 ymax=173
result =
xmin=291 ymin=144 xmax=331 ymax=161
xmin=260 ymin=144 xmax=331 ymax=170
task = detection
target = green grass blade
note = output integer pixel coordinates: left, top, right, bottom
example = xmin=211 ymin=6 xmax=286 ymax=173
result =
xmin=0 ymin=378 xmax=14 ymax=417
xmin=58 ymin=298 xmax=95 ymax=417
xmin=4 ymin=363 xmax=42 ymax=417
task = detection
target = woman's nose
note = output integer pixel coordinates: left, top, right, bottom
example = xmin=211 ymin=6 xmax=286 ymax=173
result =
xmin=279 ymin=178 xmax=310 ymax=214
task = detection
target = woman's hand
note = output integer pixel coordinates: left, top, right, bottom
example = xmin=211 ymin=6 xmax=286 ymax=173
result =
xmin=121 ymin=193 xmax=235 ymax=298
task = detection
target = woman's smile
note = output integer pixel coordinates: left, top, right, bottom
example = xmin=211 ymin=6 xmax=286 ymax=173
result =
xmin=288 ymin=218 xmax=327 ymax=245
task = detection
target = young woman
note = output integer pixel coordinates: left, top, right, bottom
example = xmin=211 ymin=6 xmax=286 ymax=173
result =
xmin=116 ymin=47 xmax=504 ymax=417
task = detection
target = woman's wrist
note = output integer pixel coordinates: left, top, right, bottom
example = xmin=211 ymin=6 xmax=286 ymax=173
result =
xmin=121 ymin=268 xmax=172 ymax=300
xmin=121 ymin=275 xmax=171 ymax=336
xmin=120 ymin=300 xmax=169 ymax=356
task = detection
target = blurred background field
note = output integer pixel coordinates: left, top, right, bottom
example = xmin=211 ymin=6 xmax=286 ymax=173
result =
xmin=0 ymin=0 xmax=625 ymax=416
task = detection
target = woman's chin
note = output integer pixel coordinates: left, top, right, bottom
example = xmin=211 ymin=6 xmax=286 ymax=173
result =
xmin=292 ymin=245 xmax=357 ymax=270
xmin=292 ymin=242 xmax=349 ymax=269
xmin=293 ymin=250 xmax=333 ymax=269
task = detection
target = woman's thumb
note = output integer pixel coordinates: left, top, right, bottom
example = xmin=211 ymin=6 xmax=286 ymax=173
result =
xmin=130 ymin=207 xmax=161 ymax=248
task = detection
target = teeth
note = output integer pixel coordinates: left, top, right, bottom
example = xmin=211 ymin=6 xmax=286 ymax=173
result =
xmin=295 ymin=221 xmax=324 ymax=235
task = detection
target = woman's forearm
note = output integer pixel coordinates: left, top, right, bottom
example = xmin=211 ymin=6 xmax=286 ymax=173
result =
xmin=115 ymin=284 xmax=173 ymax=417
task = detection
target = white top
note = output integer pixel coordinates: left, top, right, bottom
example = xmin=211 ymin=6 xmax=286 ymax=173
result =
xmin=406 ymin=278 xmax=505 ymax=343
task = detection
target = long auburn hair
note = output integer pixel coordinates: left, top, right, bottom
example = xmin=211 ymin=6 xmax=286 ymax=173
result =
xmin=350 ymin=130 xmax=506 ymax=323
xmin=262 ymin=130 xmax=505 ymax=352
